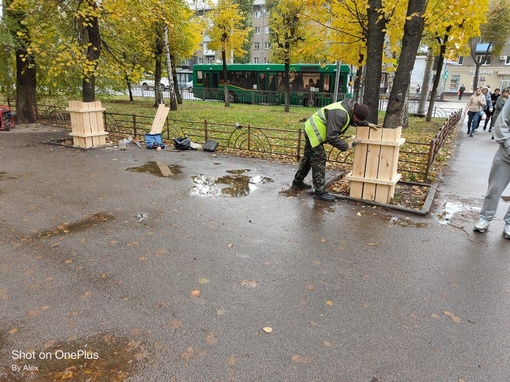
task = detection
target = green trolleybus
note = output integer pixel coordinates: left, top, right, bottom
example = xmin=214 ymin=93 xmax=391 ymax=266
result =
xmin=191 ymin=63 xmax=350 ymax=107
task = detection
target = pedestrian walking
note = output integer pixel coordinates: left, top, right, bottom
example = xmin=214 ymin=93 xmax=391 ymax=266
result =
xmin=476 ymin=87 xmax=493 ymax=131
xmin=458 ymin=84 xmax=466 ymax=100
xmin=292 ymin=99 xmax=370 ymax=201
xmin=473 ymin=93 xmax=510 ymax=238
xmin=464 ymin=87 xmax=486 ymax=137
xmin=487 ymin=88 xmax=501 ymax=132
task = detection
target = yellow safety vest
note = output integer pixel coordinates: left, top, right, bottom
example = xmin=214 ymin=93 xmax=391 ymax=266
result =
xmin=304 ymin=102 xmax=350 ymax=148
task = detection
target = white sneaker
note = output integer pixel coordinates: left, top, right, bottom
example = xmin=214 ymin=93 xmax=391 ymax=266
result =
xmin=474 ymin=217 xmax=490 ymax=232
xmin=504 ymin=224 xmax=510 ymax=239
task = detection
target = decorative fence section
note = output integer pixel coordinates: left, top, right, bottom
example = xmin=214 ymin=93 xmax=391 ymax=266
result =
xmin=38 ymin=105 xmax=462 ymax=183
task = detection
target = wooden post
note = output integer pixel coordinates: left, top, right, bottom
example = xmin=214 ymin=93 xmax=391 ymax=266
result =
xmin=67 ymin=101 xmax=108 ymax=148
xmin=346 ymin=126 xmax=405 ymax=204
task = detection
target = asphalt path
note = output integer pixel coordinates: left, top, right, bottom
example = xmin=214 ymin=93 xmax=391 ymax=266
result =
xmin=0 ymin=116 xmax=509 ymax=381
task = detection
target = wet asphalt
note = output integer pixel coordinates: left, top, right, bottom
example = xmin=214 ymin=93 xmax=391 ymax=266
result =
xmin=0 ymin=114 xmax=509 ymax=381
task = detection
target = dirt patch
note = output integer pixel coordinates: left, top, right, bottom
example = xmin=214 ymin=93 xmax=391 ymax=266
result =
xmin=328 ymin=176 xmax=431 ymax=212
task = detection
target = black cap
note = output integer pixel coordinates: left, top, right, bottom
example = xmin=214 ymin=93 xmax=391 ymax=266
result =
xmin=353 ymin=103 xmax=369 ymax=120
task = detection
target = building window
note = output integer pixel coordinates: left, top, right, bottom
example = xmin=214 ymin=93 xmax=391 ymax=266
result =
xmin=476 ymin=55 xmax=491 ymax=65
xmin=255 ymin=10 xmax=261 ymax=18
xmin=449 ymin=75 xmax=460 ymax=92
xmin=505 ymin=56 xmax=510 ymax=65
xmin=254 ymin=27 xmax=260 ymax=34
xmin=458 ymin=57 xmax=464 ymax=65
xmin=265 ymin=27 xmax=269 ymax=34
xmin=264 ymin=42 xmax=270 ymax=50
xmin=254 ymin=42 xmax=260 ymax=50
xmin=253 ymin=57 xmax=260 ymax=64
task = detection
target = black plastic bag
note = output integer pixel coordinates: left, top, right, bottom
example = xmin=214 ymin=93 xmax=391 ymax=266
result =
xmin=173 ymin=137 xmax=191 ymax=150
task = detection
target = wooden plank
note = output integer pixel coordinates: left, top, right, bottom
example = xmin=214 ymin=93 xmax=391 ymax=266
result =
xmin=349 ymin=126 xmax=370 ymax=198
xmin=375 ymin=127 xmax=401 ymax=203
xmin=157 ymin=162 xmax=173 ymax=177
xmin=150 ymin=104 xmax=170 ymax=134
xmin=362 ymin=127 xmax=383 ymax=201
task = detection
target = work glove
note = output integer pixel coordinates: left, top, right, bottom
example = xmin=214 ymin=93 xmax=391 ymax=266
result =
xmin=347 ymin=140 xmax=362 ymax=149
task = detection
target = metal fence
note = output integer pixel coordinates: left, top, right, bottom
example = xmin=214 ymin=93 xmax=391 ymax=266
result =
xmin=38 ymin=104 xmax=462 ymax=183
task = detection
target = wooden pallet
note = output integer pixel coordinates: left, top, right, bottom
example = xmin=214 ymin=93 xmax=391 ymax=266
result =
xmin=346 ymin=126 xmax=405 ymax=203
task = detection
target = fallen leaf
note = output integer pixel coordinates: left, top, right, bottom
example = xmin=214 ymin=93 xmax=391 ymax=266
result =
xmin=190 ymin=290 xmax=201 ymax=298
xmin=323 ymin=341 xmax=331 ymax=347
xmin=443 ymin=311 xmax=461 ymax=323
xmin=205 ymin=331 xmax=217 ymax=345
xmin=291 ymin=354 xmax=310 ymax=363
xmin=262 ymin=327 xmax=273 ymax=333
xmin=326 ymin=300 xmax=333 ymax=306
xmin=64 ymin=259 xmax=73 ymax=264
xmin=240 ymin=279 xmax=257 ymax=288
xmin=8 ymin=328 xmax=17 ymax=334
xmin=431 ymin=313 xmax=440 ymax=320
xmin=227 ymin=243 xmax=234 ymax=248
xmin=199 ymin=277 xmax=210 ymax=284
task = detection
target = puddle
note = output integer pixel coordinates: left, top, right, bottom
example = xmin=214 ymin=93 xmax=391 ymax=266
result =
xmin=2 ymin=333 xmax=147 ymax=381
xmin=191 ymin=173 xmax=274 ymax=197
xmin=389 ymin=216 xmax=429 ymax=227
xmin=126 ymin=162 xmax=183 ymax=177
xmin=37 ymin=212 xmax=114 ymax=238
xmin=437 ymin=201 xmax=479 ymax=225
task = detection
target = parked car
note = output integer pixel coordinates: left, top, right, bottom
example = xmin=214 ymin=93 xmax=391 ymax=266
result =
xmin=139 ymin=77 xmax=170 ymax=91
xmin=185 ymin=80 xmax=193 ymax=92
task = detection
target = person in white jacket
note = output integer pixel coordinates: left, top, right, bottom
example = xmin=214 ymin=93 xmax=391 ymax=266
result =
xmin=474 ymin=92 xmax=510 ymax=238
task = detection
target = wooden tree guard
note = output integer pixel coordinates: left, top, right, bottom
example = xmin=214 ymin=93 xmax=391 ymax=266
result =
xmin=345 ymin=126 xmax=405 ymax=204
xmin=67 ymin=101 xmax=108 ymax=148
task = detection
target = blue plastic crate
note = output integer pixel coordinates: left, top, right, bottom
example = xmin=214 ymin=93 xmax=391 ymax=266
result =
xmin=145 ymin=133 xmax=165 ymax=149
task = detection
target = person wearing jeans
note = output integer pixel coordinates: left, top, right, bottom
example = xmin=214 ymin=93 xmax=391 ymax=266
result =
xmin=464 ymin=87 xmax=486 ymax=137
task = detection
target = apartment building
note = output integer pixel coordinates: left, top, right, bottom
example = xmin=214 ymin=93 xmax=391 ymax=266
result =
xmin=191 ymin=0 xmax=270 ymax=65
xmin=445 ymin=42 xmax=510 ymax=97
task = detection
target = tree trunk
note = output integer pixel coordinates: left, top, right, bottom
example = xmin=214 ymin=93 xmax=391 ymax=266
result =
xmin=426 ymin=36 xmax=449 ymax=121
xmin=7 ymin=2 xmax=38 ymax=123
xmin=163 ymin=24 xmax=177 ymax=110
xmin=284 ymin=58 xmax=290 ymax=112
xmin=364 ymin=0 xmax=386 ymax=124
xmin=383 ymin=0 xmax=427 ymax=128
xmin=417 ymin=47 xmax=434 ymax=115
xmin=222 ymin=50 xmax=230 ymax=107
xmin=82 ymin=3 xmax=100 ymax=103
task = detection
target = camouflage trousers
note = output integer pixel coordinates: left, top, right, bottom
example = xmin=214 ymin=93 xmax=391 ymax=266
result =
xmin=294 ymin=134 xmax=327 ymax=193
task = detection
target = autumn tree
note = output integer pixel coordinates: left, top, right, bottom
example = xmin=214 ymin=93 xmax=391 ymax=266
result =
xmin=267 ymin=0 xmax=306 ymax=112
xmin=420 ymin=0 xmax=488 ymax=121
xmin=383 ymin=0 xmax=427 ymax=128
xmin=469 ymin=0 xmax=510 ymax=90
xmin=3 ymin=0 xmax=38 ymax=123
xmin=207 ymin=0 xmax=251 ymax=107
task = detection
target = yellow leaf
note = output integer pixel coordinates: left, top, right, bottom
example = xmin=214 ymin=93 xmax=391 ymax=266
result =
xmin=9 ymin=328 xmax=17 ymax=335
xmin=199 ymin=277 xmax=210 ymax=284
xmin=262 ymin=327 xmax=273 ymax=333
xmin=326 ymin=300 xmax=333 ymax=306
xmin=291 ymin=354 xmax=310 ymax=363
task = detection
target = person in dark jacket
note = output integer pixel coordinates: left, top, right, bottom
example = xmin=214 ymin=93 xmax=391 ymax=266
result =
xmin=292 ymin=99 xmax=370 ymax=201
